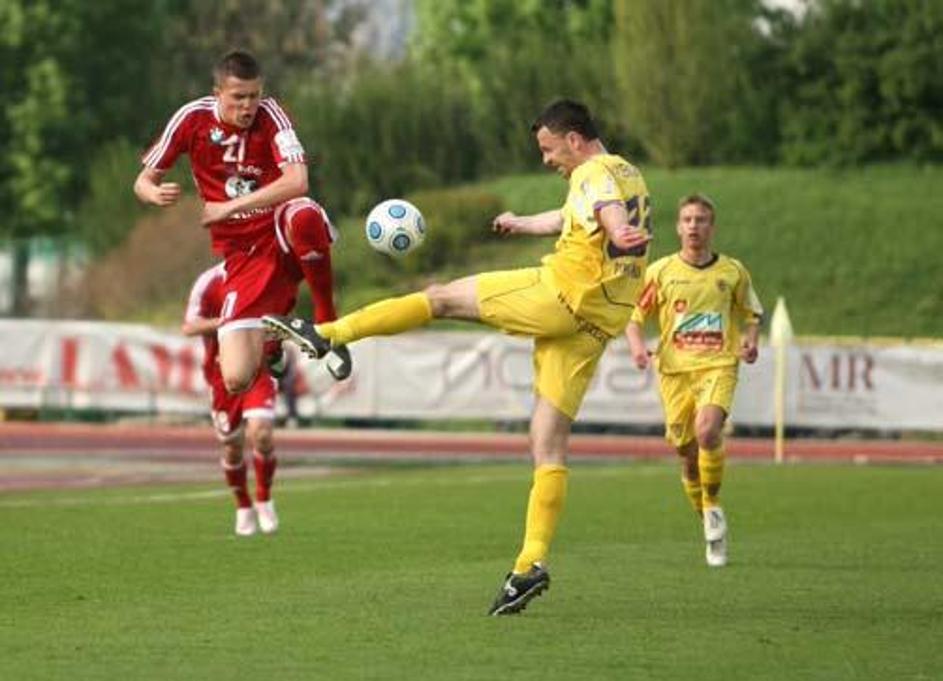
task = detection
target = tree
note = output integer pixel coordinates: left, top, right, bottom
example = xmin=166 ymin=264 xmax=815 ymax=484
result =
xmin=0 ymin=0 xmax=168 ymax=315
xmin=778 ymin=0 xmax=943 ymax=165
xmin=611 ymin=0 xmax=763 ymax=167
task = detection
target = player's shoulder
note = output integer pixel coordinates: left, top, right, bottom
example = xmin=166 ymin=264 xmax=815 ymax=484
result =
xmin=647 ymin=253 xmax=677 ymax=279
xmin=577 ymin=153 xmax=639 ymax=178
xmin=257 ymin=96 xmax=296 ymax=130
xmin=717 ymin=253 xmax=752 ymax=277
xmin=193 ymin=262 xmax=226 ymax=291
xmin=169 ymin=96 xmax=216 ymax=123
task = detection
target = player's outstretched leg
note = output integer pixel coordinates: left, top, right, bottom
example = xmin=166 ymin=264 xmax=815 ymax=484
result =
xmin=487 ymin=563 xmax=551 ymax=616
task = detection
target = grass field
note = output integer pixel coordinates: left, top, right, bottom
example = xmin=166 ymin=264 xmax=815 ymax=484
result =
xmin=2 ymin=461 xmax=941 ymax=680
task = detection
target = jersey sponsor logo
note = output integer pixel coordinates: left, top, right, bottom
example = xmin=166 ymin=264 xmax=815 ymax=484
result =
xmin=672 ymin=311 xmax=724 ymax=350
xmin=225 ymin=175 xmax=257 ymax=199
xmin=230 ymin=206 xmax=273 ymax=221
xmin=614 ymin=261 xmax=642 ymax=279
xmin=237 ymin=164 xmax=263 ymax=177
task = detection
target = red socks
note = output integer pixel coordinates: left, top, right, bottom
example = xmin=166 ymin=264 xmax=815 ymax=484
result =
xmin=222 ymin=460 xmax=252 ymax=508
xmin=285 ymin=202 xmax=338 ymax=323
xmin=253 ymin=452 xmax=278 ymax=502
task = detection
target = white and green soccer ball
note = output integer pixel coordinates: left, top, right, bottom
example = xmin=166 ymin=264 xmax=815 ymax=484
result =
xmin=365 ymin=199 xmax=426 ymax=257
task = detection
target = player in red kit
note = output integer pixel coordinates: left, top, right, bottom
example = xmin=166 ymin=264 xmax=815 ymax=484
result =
xmin=182 ymin=263 xmax=283 ymax=536
xmin=134 ymin=49 xmax=351 ymax=402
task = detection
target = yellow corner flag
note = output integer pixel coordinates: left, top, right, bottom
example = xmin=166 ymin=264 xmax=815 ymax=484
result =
xmin=770 ymin=297 xmax=794 ymax=464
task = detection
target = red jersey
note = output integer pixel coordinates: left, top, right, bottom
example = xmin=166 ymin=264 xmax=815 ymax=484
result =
xmin=142 ymin=96 xmax=307 ymax=255
xmin=184 ymin=262 xmax=227 ymax=381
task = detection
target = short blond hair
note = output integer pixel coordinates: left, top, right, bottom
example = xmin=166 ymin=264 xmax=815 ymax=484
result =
xmin=678 ymin=193 xmax=716 ymax=223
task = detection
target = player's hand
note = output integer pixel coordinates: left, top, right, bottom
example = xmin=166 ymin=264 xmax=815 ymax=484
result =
xmin=492 ymin=211 xmax=519 ymax=236
xmin=631 ymin=348 xmax=651 ymax=370
xmin=151 ymin=182 xmax=181 ymax=207
xmin=612 ymin=225 xmax=652 ymax=251
xmin=201 ymin=201 xmax=232 ymax=226
xmin=740 ymin=339 xmax=759 ymax=364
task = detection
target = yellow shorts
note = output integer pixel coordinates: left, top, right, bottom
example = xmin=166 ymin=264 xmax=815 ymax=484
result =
xmin=476 ymin=267 xmax=608 ymax=419
xmin=657 ymin=366 xmax=738 ymax=447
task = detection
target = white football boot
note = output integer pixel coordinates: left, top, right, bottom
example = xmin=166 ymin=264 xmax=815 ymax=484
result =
xmin=235 ymin=507 xmax=258 ymax=537
xmin=703 ymin=506 xmax=728 ymax=567
xmin=255 ymin=500 xmax=279 ymax=534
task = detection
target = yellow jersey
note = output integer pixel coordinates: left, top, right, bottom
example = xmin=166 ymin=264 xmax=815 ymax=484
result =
xmin=542 ymin=154 xmax=651 ymax=338
xmin=631 ymin=253 xmax=763 ymax=374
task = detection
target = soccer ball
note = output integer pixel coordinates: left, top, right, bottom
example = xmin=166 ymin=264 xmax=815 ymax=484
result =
xmin=364 ymin=199 xmax=426 ymax=257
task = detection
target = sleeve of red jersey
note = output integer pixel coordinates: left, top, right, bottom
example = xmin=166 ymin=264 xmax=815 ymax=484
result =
xmin=260 ymin=97 xmax=307 ymax=166
xmin=141 ymin=99 xmax=207 ymax=170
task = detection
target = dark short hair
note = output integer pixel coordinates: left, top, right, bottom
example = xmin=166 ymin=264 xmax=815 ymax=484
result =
xmin=678 ymin=193 xmax=716 ymax=222
xmin=531 ymin=99 xmax=599 ymax=140
xmin=213 ymin=50 xmax=261 ymax=84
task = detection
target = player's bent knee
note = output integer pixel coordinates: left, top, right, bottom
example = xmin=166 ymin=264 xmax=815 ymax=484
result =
xmin=222 ymin=443 xmax=243 ymax=467
xmin=695 ymin=424 xmax=723 ymax=450
xmin=222 ymin=374 xmax=252 ymax=396
xmin=423 ymin=283 xmax=450 ymax=316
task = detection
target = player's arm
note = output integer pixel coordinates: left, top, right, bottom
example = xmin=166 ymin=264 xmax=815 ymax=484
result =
xmin=625 ymin=321 xmax=650 ymax=370
xmin=492 ymin=209 xmax=563 ymax=236
xmin=597 ymin=200 xmax=651 ymax=252
xmin=134 ymin=166 xmax=181 ymax=207
xmin=740 ymin=320 xmax=760 ymax=364
xmin=201 ymin=162 xmax=308 ymax=225
xmin=181 ymin=316 xmax=220 ymax=338
xmin=734 ymin=263 xmax=763 ymax=364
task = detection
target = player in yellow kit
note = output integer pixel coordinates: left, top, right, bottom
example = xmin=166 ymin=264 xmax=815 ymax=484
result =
xmin=264 ymin=99 xmax=652 ymax=614
xmin=626 ymin=194 xmax=762 ymax=567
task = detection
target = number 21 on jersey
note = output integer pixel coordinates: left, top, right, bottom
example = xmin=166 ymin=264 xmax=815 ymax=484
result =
xmin=220 ymin=134 xmax=246 ymax=164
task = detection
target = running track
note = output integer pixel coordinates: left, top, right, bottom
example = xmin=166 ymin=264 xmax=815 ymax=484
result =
xmin=1 ymin=421 xmax=940 ymax=491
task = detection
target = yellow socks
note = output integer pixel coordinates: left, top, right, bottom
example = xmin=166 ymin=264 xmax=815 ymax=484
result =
xmin=317 ymin=292 xmax=432 ymax=346
xmin=512 ymin=465 xmax=568 ymax=574
xmin=681 ymin=476 xmax=703 ymax=514
xmin=698 ymin=445 xmax=726 ymax=508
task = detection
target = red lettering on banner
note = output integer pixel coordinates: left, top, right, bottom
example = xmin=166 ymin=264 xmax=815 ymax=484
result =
xmin=150 ymin=344 xmax=173 ymax=388
xmin=151 ymin=343 xmax=204 ymax=393
xmin=112 ymin=344 xmax=140 ymax=389
xmin=61 ymin=337 xmax=79 ymax=387
xmin=177 ymin=346 xmax=197 ymax=393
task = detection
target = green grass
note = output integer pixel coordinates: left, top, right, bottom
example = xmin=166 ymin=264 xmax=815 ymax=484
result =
xmin=330 ymin=165 xmax=943 ymax=338
xmin=2 ymin=462 xmax=941 ymax=680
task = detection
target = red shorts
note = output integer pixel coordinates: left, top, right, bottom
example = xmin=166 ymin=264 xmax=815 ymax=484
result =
xmin=217 ymin=236 xmax=301 ymax=335
xmin=217 ymin=197 xmax=332 ymax=335
xmin=208 ymin=368 xmax=277 ymax=441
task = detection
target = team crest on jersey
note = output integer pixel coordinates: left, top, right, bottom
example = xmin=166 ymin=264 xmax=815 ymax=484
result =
xmin=674 ymin=299 xmax=688 ymax=313
xmin=716 ymin=279 xmax=729 ymax=292
xmin=209 ymin=127 xmax=225 ymax=144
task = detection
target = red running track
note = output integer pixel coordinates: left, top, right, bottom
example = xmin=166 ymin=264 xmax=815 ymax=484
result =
xmin=1 ymin=421 xmax=941 ymax=463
